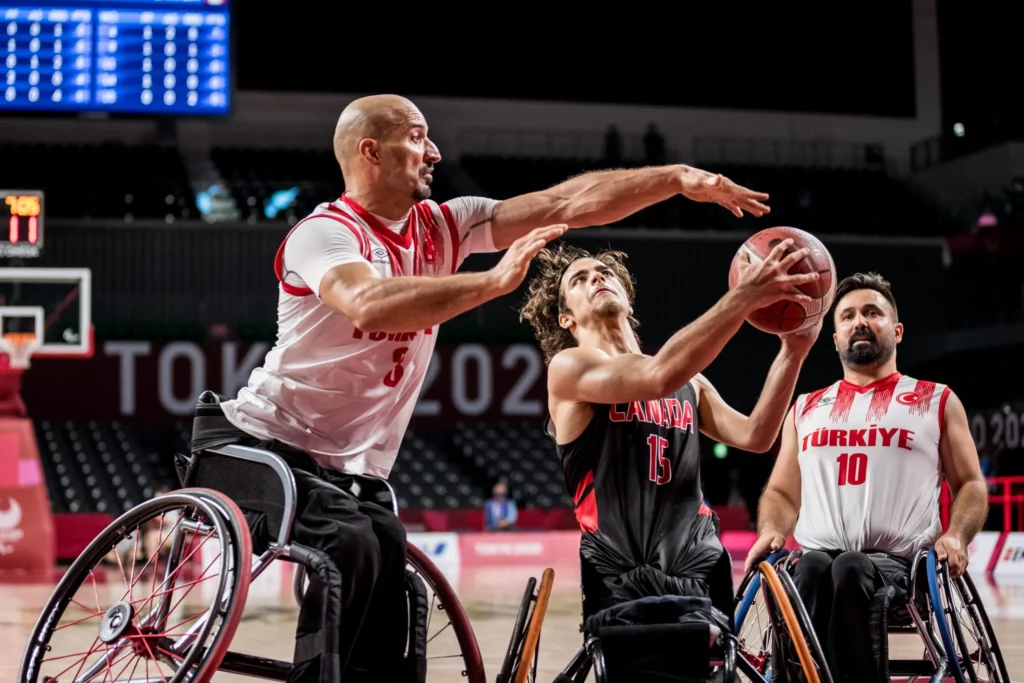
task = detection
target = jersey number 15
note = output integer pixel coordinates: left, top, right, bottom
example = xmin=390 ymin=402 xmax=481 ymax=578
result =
xmin=647 ymin=435 xmax=671 ymax=485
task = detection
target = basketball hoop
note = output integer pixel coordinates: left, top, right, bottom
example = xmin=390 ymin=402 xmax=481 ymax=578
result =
xmin=0 ymin=332 xmax=39 ymax=370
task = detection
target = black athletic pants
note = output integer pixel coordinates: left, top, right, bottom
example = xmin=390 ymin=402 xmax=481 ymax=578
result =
xmin=790 ymin=550 xmax=910 ymax=683
xmin=242 ymin=439 xmax=408 ymax=683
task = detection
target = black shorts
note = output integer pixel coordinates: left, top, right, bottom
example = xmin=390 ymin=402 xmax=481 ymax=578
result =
xmin=580 ymin=547 xmax=734 ymax=621
xmin=790 ymin=549 xmax=914 ymax=683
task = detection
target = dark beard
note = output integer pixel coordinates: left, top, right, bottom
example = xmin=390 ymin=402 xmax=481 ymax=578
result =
xmin=840 ymin=335 xmax=895 ymax=367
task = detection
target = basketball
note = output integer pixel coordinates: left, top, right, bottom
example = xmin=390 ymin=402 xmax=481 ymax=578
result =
xmin=727 ymin=226 xmax=837 ymax=334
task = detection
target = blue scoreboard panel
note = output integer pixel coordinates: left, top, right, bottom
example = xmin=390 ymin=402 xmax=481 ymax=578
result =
xmin=1 ymin=1 xmax=230 ymax=116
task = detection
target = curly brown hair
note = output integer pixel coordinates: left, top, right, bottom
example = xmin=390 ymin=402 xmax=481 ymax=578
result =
xmin=518 ymin=243 xmax=640 ymax=364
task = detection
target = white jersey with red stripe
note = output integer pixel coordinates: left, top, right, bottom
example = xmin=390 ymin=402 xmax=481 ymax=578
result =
xmin=792 ymin=372 xmax=951 ymax=558
xmin=220 ymin=193 xmax=499 ymax=478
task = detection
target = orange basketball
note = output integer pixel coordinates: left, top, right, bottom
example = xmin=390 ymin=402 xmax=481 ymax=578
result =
xmin=727 ymin=226 xmax=837 ymax=334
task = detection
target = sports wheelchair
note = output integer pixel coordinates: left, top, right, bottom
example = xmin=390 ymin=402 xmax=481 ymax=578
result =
xmin=19 ymin=391 xmax=555 ymax=683
xmin=554 ymin=551 xmax=833 ymax=683
xmin=769 ymin=547 xmax=1010 ymax=683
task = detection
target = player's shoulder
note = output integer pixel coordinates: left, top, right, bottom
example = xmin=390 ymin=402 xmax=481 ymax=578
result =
xmin=892 ymin=374 xmax=953 ymax=409
xmin=794 ymin=379 xmax=841 ymax=407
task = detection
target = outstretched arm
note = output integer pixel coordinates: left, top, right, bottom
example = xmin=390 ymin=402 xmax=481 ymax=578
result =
xmin=548 ymin=240 xmax=818 ymax=406
xmin=695 ymin=324 xmax=819 ymax=453
xmin=935 ymin=389 xmax=989 ymax=577
xmin=488 ymin=165 xmax=770 ymax=250
xmin=744 ymin=406 xmax=803 ymax=571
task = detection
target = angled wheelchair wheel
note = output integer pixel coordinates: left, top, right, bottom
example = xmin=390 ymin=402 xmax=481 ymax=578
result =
xmin=19 ymin=488 xmax=252 ymax=683
xmin=406 ymin=543 xmax=487 ymax=683
xmin=496 ymin=568 xmax=555 ymax=683
xmin=733 ymin=556 xmax=829 ymax=683
xmin=926 ymin=549 xmax=1010 ymax=683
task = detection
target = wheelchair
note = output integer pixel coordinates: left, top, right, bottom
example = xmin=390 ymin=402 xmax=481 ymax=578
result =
xmin=19 ymin=391 xmax=556 ymax=683
xmin=554 ymin=551 xmax=833 ymax=683
xmin=768 ymin=547 xmax=1011 ymax=683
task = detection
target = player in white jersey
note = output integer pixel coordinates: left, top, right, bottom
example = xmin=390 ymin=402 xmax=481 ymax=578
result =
xmin=744 ymin=272 xmax=988 ymax=683
xmin=199 ymin=94 xmax=774 ymax=683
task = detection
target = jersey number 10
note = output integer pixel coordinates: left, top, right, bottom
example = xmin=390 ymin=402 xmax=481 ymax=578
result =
xmin=836 ymin=452 xmax=867 ymax=486
xmin=647 ymin=435 xmax=671 ymax=485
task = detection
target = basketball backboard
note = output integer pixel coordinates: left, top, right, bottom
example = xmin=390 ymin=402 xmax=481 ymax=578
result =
xmin=0 ymin=268 xmax=92 ymax=366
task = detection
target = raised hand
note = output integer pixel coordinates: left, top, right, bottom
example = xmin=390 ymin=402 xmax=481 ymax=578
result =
xmin=488 ymin=224 xmax=568 ymax=295
xmin=733 ymin=238 xmax=821 ymax=309
xmin=681 ymin=170 xmax=771 ymax=218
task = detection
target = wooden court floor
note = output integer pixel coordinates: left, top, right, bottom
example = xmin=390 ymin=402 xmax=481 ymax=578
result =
xmin=4 ymin=564 xmax=1023 ymax=681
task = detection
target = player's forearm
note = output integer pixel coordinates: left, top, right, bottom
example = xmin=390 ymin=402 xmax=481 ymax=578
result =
xmin=647 ymin=288 xmax=753 ymax=395
xmin=344 ymin=271 xmax=500 ymax=333
xmin=491 ymin=165 xmax=687 ymax=247
xmin=743 ymin=345 xmax=809 ymax=452
xmin=947 ymin=478 xmax=989 ymax=545
xmin=756 ymin=488 xmax=799 ymax=538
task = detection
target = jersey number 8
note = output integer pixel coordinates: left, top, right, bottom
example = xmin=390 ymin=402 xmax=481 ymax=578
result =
xmin=384 ymin=347 xmax=409 ymax=387
xmin=836 ymin=452 xmax=867 ymax=486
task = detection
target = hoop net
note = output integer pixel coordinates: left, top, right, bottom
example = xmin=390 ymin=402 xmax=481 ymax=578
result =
xmin=0 ymin=332 xmax=39 ymax=370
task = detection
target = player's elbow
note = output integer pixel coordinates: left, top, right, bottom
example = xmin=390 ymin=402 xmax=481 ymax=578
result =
xmin=328 ymin=283 xmax=385 ymax=332
xmin=745 ymin=435 xmax=776 ymax=454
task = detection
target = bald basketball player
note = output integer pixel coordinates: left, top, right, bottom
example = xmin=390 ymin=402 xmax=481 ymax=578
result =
xmin=214 ymin=94 xmax=775 ymax=683
xmin=746 ymin=272 xmax=988 ymax=683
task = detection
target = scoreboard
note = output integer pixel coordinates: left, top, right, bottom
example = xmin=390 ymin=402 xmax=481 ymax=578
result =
xmin=1 ymin=189 xmax=43 ymax=258
xmin=1 ymin=1 xmax=230 ymax=116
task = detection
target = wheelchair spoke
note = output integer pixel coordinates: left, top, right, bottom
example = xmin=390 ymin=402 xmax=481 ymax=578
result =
xmin=22 ymin=491 xmax=251 ymax=683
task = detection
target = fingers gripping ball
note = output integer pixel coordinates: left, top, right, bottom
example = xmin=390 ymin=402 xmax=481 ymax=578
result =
xmin=728 ymin=226 xmax=837 ymax=333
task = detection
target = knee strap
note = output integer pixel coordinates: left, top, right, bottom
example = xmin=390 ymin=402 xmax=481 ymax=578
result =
xmin=869 ymin=585 xmax=896 ymax=683
xmin=289 ymin=543 xmax=344 ymax=683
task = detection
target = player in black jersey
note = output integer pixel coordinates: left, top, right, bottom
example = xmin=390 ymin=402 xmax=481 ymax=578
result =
xmin=519 ymin=239 xmax=822 ymax=622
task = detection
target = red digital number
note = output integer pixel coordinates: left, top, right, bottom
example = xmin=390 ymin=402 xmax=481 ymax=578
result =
xmin=647 ymin=434 xmax=671 ymax=485
xmin=836 ymin=452 xmax=868 ymax=486
xmin=383 ymin=347 xmax=409 ymax=387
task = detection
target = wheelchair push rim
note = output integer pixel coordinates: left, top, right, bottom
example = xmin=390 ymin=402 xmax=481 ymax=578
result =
xmin=19 ymin=488 xmax=252 ymax=683
xmin=406 ymin=543 xmax=487 ymax=683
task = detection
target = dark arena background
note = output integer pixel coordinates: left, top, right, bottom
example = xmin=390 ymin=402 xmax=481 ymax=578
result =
xmin=2 ymin=1 xmax=1024 ymax=680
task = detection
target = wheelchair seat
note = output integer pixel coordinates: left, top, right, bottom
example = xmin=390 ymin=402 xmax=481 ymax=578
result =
xmin=584 ymin=594 xmax=732 ymax=683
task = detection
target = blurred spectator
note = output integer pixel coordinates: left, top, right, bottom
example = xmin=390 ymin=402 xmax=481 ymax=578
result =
xmin=603 ymin=125 xmax=622 ymax=165
xmin=643 ymin=123 xmax=665 ymax=165
xmin=484 ymin=481 xmax=517 ymax=531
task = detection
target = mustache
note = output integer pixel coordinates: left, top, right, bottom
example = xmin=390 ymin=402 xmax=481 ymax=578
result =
xmin=849 ymin=328 xmax=876 ymax=348
xmin=420 ymin=165 xmax=433 ymax=176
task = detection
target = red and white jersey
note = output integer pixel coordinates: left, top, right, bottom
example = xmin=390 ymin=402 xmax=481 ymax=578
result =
xmin=792 ymin=372 xmax=951 ymax=558
xmin=220 ymin=193 xmax=499 ymax=478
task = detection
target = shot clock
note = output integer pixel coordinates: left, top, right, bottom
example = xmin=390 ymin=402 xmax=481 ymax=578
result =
xmin=1 ymin=189 xmax=43 ymax=258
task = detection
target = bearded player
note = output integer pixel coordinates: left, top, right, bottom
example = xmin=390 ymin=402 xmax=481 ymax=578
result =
xmin=208 ymin=93 xmax=774 ymax=683
xmin=745 ymin=272 xmax=988 ymax=683
xmin=519 ymin=238 xmax=822 ymax=625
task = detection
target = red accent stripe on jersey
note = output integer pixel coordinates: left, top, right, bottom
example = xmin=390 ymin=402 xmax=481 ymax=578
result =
xmin=799 ymin=387 xmax=829 ymax=423
xmin=416 ymin=202 xmax=445 ymax=272
xmin=839 ymin=372 xmax=903 ymax=394
xmin=909 ymin=380 xmax=938 ymax=418
xmin=698 ymin=501 xmax=713 ymax=517
xmin=274 ymin=210 xmax=371 ymax=297
xmin=937 ymin=385 xmax=952 ymax=437
xmin=439 ymin=203 xmax=460 ymax=274
xmin=865 ymin=376 xmax=900 ymax=422
xmin=573 ymin=471 xmax=598 ymax=533
xmin=333 ymin=199 xmax=409 ymax=276
xmin=829 ymin=382 xmax=857 ymax=423
xmin=324 ymin=204 xmax=370 ymax=257
xmin=341 ymin=193 xmax=413 ymax=250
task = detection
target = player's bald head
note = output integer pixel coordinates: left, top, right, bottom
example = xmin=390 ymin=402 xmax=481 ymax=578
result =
xmin=333 ymin=94 xmax=424 ymax=173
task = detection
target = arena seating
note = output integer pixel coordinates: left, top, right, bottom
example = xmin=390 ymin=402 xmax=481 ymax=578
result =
xmin=209 ymin=146 xmax=460 ymax=222
xmin=0 ymin=141 xmax=195 ymax=220
xmin=460 ymin=154 xmax=959 ymax=236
